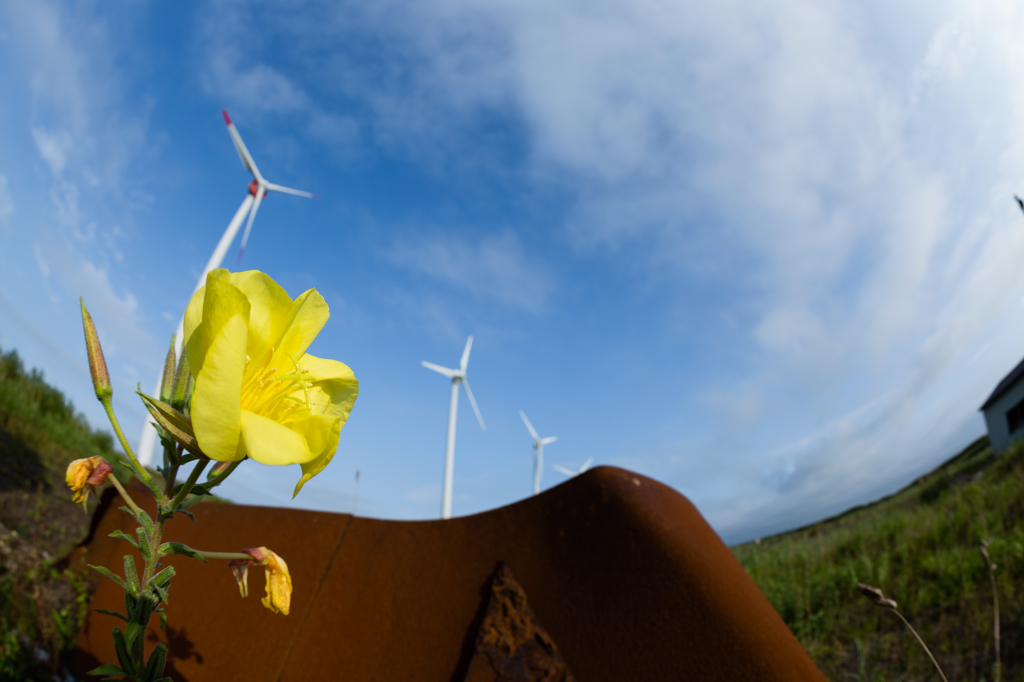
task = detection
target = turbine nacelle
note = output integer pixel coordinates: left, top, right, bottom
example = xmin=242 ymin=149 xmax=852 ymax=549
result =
xmin=423 ymin=335 xmax=486 ymax=519
xmin=222 ymin=110 xmax=318 ymax=264
xmin=520 ymin=410 xmax=556 ymax=496
xmin=422 ymin=335 xmax=485 ymax=431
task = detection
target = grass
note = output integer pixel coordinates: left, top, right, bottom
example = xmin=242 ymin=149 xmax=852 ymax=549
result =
xmin=0 ymin=346 xmax=123 ymax=680
xmin=734 ymin=435 xmax=1024 ymax=681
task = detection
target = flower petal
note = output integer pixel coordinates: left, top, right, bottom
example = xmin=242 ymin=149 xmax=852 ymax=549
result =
xmin=300 ymin=354 xmax=359 ymax=419
xmin=289 ymin=413 xmax=342 ymax=497
xmin=222 ymin=270 xmax=297 ymax=362
xmin=269 ymin=289 xmax=329 ymax=370
xmin=240 ymin=410 xmax=313 ymax=466
xmin=189 ymin=275 xmax=250 ymax=461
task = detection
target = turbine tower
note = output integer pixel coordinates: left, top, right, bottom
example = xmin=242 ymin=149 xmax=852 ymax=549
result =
xmin=422 ymin=336 xmax=486 ymax=519
xmin=136 ymin=110 xmax=317 ymax=467
xmin=519 ymin=411 xmax=556 ymax=496
xmin=553 ymin=457 xmax=594 ymax=478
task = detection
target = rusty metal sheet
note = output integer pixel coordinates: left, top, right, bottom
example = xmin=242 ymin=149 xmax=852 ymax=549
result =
xmin=69 ymin=467 xmax=826 ymax=681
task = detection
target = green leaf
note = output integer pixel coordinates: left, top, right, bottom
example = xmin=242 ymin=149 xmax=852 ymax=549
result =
xmin=119 ymin=505 xmax=154 ymax=536
xmin=89 ymin=565 xmax=129 ymax=592
xmin=94 ymin=608 xmax=129 ymax=622
xmin=138 ymin=391 xmax=202 ymax=454
xmin=134 ymin=596 xmax=153 ymax=628
xmin=111 ymin=627 xmax=135 ymax=675
xmin=87 ymin=664 xmax=127 ymax=675
xmin=177 ymin=494 xmax=206 ymax=510
xmin=136 ymin=527 xmax=152 ymax=560
xmin=149 ymin=565 xmax=176 ymax=589
xmin=152 ymin=583 xmax=170 ymax=606
xmin=123 ymin=555 xmax=141 ymax=597
xmin=156 ymin=608 xmax=167 ymax=631
xmin=108 ymin=530 xmax=140 ymax=550
xmin=171 ymin=482 xmax=212 ymax=497
xmin=159 ymin=542 xmax=208 ymax=563
xmin=145 ymin=642 xmax=168 ymax=681
xmin=125 ymin=621 xmax=145 ymax=664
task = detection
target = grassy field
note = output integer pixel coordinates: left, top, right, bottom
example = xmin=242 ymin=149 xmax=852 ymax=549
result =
xmin=734 ymin=435 xmax=1024 ymax=681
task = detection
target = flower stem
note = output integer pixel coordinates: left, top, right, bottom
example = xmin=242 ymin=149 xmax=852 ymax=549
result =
xmin=204 ymin=460 xmax=243 ymax=489
xmin=167 ymin=458 xmax=209 ymax=512
xmin=101 ymin=396 xmax=158 ymax=494
xmin=892 ymin=609 xmax=948 ymax=682
xmin=104 ymin=473 xmax=145 ymax=518
xmin=196 ymin=551 xmax=254 ymax=562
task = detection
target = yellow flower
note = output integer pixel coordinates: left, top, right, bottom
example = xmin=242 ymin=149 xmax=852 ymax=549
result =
xmin=183 ymin=269 xmax=358 ymax=496
xmin=229 ymin=547 xmax=292 ymax=615
xmin=66 ymin=456 xmax=113 ymax=508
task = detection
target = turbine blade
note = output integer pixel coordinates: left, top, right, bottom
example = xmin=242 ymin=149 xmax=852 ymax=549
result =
xmin=265 ymin=182 xmax=318 ymax=199
xmin=519 ymin=410 xmax=539 ymax=441
xmin=460 ymin=335 xmax=474 ymax=373
xmin=421 ymin=361 xmax=458 ymax=378
xmin=579 ymin=457 xmax=594 ymax=473
xmin=237 ymin=186 xmax=265 ymax=265
xmin=223 ymin=110 xmax=263 ymax=181
xmin=461 ymin=378 xmax=485 ymax=431
xmin=553 ymin=464 xmax=575 ymax=477
xmin=541 ymin=436 xmax=558 ymax=445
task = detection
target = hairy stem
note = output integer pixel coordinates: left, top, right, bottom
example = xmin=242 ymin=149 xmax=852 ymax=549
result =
xmin=105 ymin=473 xmax=145 ymax=518
xmin=891 ymin=609 xmax=948 ymax=682
xmin=987 ymin=558 xmax=1001 ymax=682
xmin=204 ymin=460 xmax=243 ymax=490
xmin=101 ymin=397 xmax=158 ymax=494
xmin=196 ymin=551 xmax=254 ymax=562
xmin=167 ymin=459 xmax=209 ymax=512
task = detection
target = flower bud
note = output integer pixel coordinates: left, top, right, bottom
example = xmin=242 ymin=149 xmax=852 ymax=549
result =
xmin=66 ymin=456 xmax=114 ymax=509
xmin=229 ymin=547 xmax=292 ymax=615
xmin=159 ymin=335 xmax=176 ymax=403
xmin=80 ymin=298 xmax=112 ymax=402
xmin=170 ymin=352 xmax=192 ymax=413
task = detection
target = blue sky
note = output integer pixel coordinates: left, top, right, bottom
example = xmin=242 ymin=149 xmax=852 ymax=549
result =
xmin=2 ymin=0 xmax=1024 ymax=544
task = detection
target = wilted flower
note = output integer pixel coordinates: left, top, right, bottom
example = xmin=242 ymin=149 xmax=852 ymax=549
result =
xmin=65 ymin=456 xmax=113 ymax=508
xmin=183 ymin=269 xmax=358 ymax=496
xmin=229 ymin=547 xmax=292 ymax=615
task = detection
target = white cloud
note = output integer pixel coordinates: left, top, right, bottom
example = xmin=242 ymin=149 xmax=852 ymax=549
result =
xmin=31 ymin=127 xmax=74 ymax=176
xmin=2 ymin=1 xmax=161 ymax=415
xmin=389 ymin=231 xmax=553 ymax=313
xmin=197 ymin=0 xmax=1024 ymax=535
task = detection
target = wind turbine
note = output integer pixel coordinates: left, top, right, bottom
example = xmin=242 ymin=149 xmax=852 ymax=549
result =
xmin=422 ymin=336 xmax=486 ymax=519
xmin=136 ymin=110 xmax=317 ymax=467
xmin=519 ymin=411 xmax=556 ymax=496
xmin=553 ymin=458 xmax=594 ymax=478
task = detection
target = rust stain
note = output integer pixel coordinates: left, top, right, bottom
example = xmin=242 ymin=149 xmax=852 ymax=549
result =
xmin=468 ymin=562 xmax=575 ymax=682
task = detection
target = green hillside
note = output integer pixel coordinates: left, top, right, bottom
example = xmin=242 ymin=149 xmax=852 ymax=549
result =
xmin=734 ymin=435 xmax=1024 ymax=681
xmin=0 ymin=346 xmax=121 ymax=680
